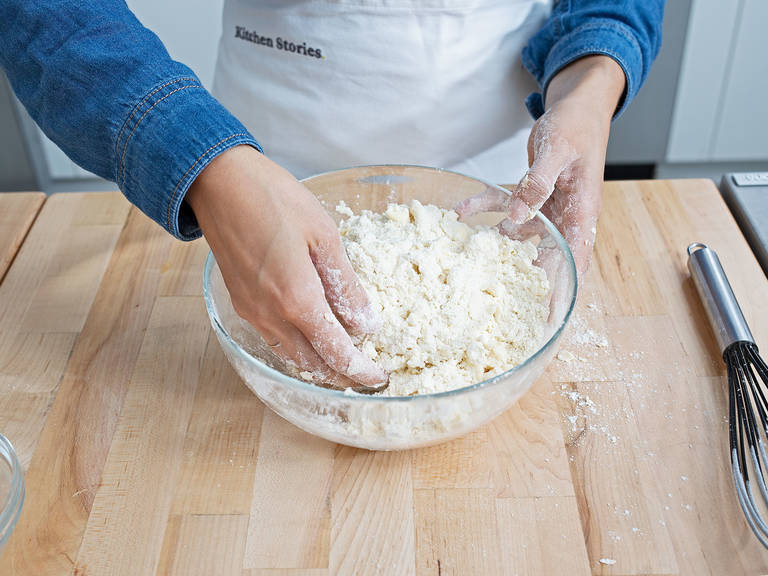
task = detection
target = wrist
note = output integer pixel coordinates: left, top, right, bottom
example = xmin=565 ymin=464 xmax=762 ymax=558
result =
xmin=186 ymin=144 xmax=256 ymax=215
xmin=545 ymin=55 xmax=626 ymax=121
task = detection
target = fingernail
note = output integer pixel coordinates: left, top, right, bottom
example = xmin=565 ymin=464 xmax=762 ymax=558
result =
xmin=453 ymin=193 xmax=489 ymax=219
xmin=498 ymin=218 xmax=517 ymax=237
xmin=507 ymin=197 xmax=531 ymax=224
xmin=351 ymin=378 xmax=390 ymax=394
xmin=347 ymin=353 xmax=388 ymax=388
xmin=452 ymin=199 xmax=471 ymax=220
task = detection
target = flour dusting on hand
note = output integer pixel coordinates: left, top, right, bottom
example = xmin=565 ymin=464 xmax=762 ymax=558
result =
xmin=338 ymin=200 xmax=550 ymax=396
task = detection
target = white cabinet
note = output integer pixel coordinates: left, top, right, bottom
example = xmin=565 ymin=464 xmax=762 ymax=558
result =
xmin=710 ymin=0 xmax=768 ymax=161
xmin=666 ymin=0 xmax=768 ymax=164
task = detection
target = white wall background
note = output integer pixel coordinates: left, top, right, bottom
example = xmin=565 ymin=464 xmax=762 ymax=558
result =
xmin=126 ymin=0 xmax=225 ymax=89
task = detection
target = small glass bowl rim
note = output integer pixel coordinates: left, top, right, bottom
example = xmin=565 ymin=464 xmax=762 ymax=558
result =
xmin=0 ymin=433 xmax=24 ymax=548
xmin=202 ymin=163 xmax=578 ymax=403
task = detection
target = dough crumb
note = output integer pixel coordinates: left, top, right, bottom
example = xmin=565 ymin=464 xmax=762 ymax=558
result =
xmin=335 ymin=200 xmax=354 ymax=217
xmin=557 ymin=349 xmax=576 ymax=363
xmin=599 ymin=558 xmax=617 ymax=566
xmin=338 ymin=200 xmax=550 ymax=396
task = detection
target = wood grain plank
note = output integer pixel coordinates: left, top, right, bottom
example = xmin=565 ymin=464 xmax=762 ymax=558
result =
xmin=692 ymin=431 xmax=768 ymax=574
xmin=547 ymin=266 xmax=620 ymax=384
xmin=20 ymin=224 xmax=125 ymax=333
xmin=331 ymin=448 xmax=415 ymax=576
xmin=243 ymin=410 xmax=334 ymax=570
xmin=74 ymin=296 xmax=210 ymax=576
xmin=0 ymin=193 xmax=125 ymax=332
xmin=674 ymin=179 xmax=768 ymax=350
xmin=0 ymin=208 xmax=171 ymax=576
xmin=495 ymin=497 xmax=591 ymax=576
xmin=559 ymin=379 xmax=679 ymax=575
xmin=413 ymin=429 xmax=492 ymax=489
xmin=243 ymin=571 xmax=328 ymax=576
xmin=556 ymin=317 xmax=681 ymax=576
xmin=489 ymin=376 xmax=574 ymax=498
xmin=0 ymin=332 xmax=77 ymax=395
xmin=608 ymin=315 xmax=768 ymax=573
xmin=604 ymin=315 xmax=701 ymax=449
xmin=0 ymin=332 xmax=76 ymax=468
xmin=0 ymin=193 xmax=128 ymax=473
xmin=627 ymin=180 xmax=723 ymax=377
xmin=170 ymin=330 xmax=264 ymax=515
xmin=69 ymin=190 xmax=134 ymax=226
xmin=414 ymin=488 xmax=501 ymax=576
xmin=156 ymin=515 xmax=182 ymax=576
xmin=157 ymin=514 xmax=249 ymax=576
xmin=0 ymin=192 xmax=44 ymax=284
xmin=640 ymin=435 xmax=768 ymax=576
xmin=594 ymin=183 xmax=667 ymax=317
xmin=496 ymin=498 xmax=544 ymax=576
xmin=158 ymin=239 xmax=210 ymax=297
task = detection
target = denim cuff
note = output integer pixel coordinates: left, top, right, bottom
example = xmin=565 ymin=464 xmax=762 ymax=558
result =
xmin=522 ymin=19 xmax=643 ymax=121
xmin=115 ymin=76 xmax=263 ymax=240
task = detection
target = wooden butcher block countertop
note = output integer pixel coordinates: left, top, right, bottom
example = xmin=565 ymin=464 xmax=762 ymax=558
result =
xmin=0 ymin=180 xmax=767 ymax=575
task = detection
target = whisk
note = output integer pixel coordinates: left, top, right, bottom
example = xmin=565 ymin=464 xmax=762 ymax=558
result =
xmin=688 ymin=242 xmax=768 ymax=548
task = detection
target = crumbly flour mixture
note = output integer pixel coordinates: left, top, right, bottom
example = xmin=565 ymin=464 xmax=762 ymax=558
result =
xmin=337 ymin=200 xmax=550 ymax=397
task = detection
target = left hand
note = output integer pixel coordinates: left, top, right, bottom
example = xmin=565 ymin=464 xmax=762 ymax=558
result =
xmin=456 ymin=55 xmax=626 ymax=278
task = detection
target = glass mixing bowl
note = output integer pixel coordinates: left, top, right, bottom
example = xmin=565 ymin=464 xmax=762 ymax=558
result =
xmin=203 ymin=165 xmax=577 ymax=450
xmin=0 ymin=433 xmax=24 ymax=552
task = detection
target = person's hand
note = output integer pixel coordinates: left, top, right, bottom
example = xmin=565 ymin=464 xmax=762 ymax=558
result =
xmin=186 ymin=145 xmax=388 ymax=391
xmin=456 ymin=55 xmax=626 ymax=278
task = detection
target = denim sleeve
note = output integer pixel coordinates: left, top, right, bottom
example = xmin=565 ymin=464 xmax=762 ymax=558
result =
xmin=0 ymin=1 xmax=262 ymax=240
xmin=522 ymin=0 xmax=665 ymax=119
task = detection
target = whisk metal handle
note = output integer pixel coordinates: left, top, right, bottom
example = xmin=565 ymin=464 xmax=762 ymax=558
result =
xmin=687 ymin=242 xmax=754 ymax=352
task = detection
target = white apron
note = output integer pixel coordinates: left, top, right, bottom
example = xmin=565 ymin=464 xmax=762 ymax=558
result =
xmin=213 ymin=0 xmax=551 ymax=183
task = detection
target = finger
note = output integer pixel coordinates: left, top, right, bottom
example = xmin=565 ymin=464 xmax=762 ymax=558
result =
xmin=564 ymin=217 xmax=598 ymax=280
xmin=286 ymin=262 xmax=388 ymax=389
xmin=454 ymin=185 xmax=513 ymax=219
xmin=310 ymin=233 xmax=382 ymax=336
xmin=259 ymin=322 xmax=334 ymax=379
xmin=508 ymin=148 xmax=574 ymax=224
xmin=496 ymin=217 xmax=542 ymax=241
xmin=537 ymin=246 xmax=571 ymax=323
xmin=261 ymin=321 xmax=385 ymax=392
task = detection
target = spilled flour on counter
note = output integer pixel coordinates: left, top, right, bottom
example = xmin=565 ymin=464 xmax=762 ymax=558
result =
xmin=336 ymin=199 xmax=550 ymax=397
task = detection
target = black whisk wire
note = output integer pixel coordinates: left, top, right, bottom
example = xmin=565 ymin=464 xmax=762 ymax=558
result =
xmin=727 ymin=342 xmax=768 ymax=547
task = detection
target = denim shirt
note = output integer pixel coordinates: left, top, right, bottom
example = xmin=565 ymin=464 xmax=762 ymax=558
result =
xmin=0 ymin=1 xmax=663 ymax=241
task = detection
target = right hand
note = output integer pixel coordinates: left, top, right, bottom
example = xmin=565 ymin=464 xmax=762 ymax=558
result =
xmin=186 ymin=145 xmax=388 ymax=391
